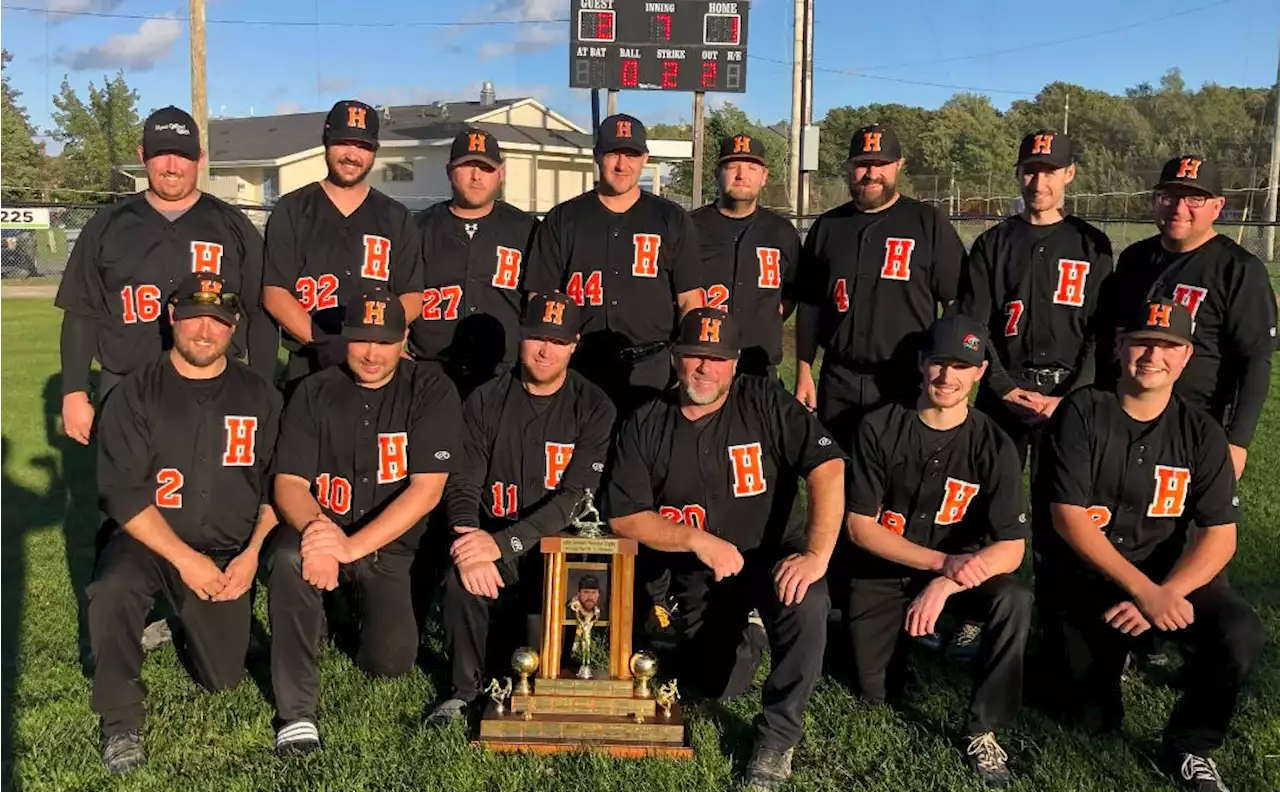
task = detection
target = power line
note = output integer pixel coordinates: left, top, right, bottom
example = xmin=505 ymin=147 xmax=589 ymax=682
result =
xmin=748 ymin=55 xmax=1039 ymax=96
xmin=0 ymin=4 xmax=566 ymax=27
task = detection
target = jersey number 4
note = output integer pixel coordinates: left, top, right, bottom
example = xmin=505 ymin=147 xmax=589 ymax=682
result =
xmin=566 ymin=271 xmax=604 ymax=307
xmin=833 ymin=278 xmax=850 ymax=312
xmin=296 ymin=274 xmax=339 ymax=312
xmin=422 ymin=286 xmax=462 ymax=320
xmin=121 ymin=285 xmax=162 ymax=324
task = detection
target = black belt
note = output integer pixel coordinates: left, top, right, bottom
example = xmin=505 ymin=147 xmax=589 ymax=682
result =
xmin=1015 ymin=367 xmax=1072 ymax=388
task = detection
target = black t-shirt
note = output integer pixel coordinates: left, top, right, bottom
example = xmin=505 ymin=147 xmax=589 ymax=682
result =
xmin=846 ymin=403 xmax=1029 ymax=578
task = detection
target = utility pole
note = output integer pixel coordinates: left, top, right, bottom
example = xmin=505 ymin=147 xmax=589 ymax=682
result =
xmin=788 ymin=0 xmax=803 ymax=222
xmin=190 ymin=0 xmax=209 ymax=191
xmin=692 ymin=92 xmax=706 ymax=206
xmin=799 ymin=0 xmax=814 ymax=220
xmin=1063 ymin=90 xmax=1070 ymax=135
xmin=1265 ymin=36 xmax=1280 ymax=264
xmin=607 ymin=89 xmax=618 ymax=117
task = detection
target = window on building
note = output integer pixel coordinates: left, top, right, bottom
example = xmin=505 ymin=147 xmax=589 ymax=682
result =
xmin=383 ymin=163 xmax=414 ymax=183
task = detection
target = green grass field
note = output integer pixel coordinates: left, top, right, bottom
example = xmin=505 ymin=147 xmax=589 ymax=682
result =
xmin=2 ymin=299 xmax=1278 ymax=792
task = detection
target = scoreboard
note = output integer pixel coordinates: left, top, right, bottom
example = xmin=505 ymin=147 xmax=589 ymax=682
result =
xmin=569 ymin=1 xmax=749 ymax=93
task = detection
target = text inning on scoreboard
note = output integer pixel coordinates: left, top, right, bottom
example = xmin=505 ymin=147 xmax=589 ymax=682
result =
xmin=570 ymin=1 xmax=750 ymax=93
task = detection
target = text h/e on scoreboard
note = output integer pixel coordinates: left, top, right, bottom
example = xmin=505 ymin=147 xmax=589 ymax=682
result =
xmin=570 ymin=1 xmax=750 ymax=93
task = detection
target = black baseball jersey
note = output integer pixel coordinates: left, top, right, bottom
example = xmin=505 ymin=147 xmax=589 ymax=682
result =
xmin=409 ymin=200 xmax=538 ymax=373
xmin=55 ymin=192 xmax=277 ymax=389
xmin=97 ymin=356 xmax=281 ymax=552
xmin=264 ymin=183 xmax=424 ymax=350
xmin=1098 ymin=234 xmax=1276 ymax=447
xmin=603 ymin=376 xmax=846 ymax=556
xmin=795 ymin=196 xmax=966 ymax=375
xmin=444 ymin=370 xmax=616 ymax=565
xmin=846 ymin=403 xmax=1029 ymax=578
xmin=691 ymin=204 xmax=801 ymax=370
xmin=957 ymin=215 xmax=1113 ymax=395
xmin=1040 ymin=388 xmax=1239 ymax=578
xmin=273 ymin=359 xmax=461 ymax=553
xmin=525 ymin=190 xmax=704 ymax=390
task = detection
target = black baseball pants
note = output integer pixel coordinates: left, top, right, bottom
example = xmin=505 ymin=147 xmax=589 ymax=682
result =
xmin=267 ymin=528 xmax=418 ymax=724
xmin=1036 ymin=573 xmax=1264 ymax=755
xmin=816 ymin=361 xmax=915 ymax=453
xmin=668 ymin=552 xmax=830 ymax=753
xmin=87 ymin=533 xmax=250 ymax=737
xmin=847 ymin=573 xmax=1033 ymax=735
xmin=441 ymin=557 xmax=541 ymax=702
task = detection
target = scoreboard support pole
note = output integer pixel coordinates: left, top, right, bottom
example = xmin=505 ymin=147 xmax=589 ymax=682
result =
xmin=692 ymin=91 xmax=706 ymax=207
xmin=607 ymin=90 xmax=619 ymax=116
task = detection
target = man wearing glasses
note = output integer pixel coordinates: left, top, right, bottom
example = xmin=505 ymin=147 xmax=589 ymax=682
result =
xmin=1099 ymin=155 xmax=1276 ymax=480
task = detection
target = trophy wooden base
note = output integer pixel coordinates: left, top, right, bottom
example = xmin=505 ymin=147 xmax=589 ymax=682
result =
xmin=475 ymin=700 xmax=693 ymax=760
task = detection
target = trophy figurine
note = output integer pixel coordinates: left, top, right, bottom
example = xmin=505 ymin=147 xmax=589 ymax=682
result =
xmin=629 ymin=651 xmax=658 ymax=698
xmin=655 ymin=680 xmax=680 ymax=719
xmin=511 ymin=647 xmax=539 ymax=696
xmin=484 ymin=677 xmax=513 ymax=716
xmin=569 ymin=591 xmax=601 ymax=679
xmin=569 ymin=488 xmax=607 ymax=538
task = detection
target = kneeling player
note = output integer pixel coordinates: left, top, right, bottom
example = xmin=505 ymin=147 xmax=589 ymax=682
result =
xmin=604 ymin=309 xmax=845 ymax=792
xmin=426 ymin=294 xmax=615 ymax=722
xmin=1037 ymin=300 xmax=1264 ymax=792
xmin=268 ymin=288 xmax=460 ymax=755
xmin=844 ymin=315 xmax=1031 ymax=788
xmin=90 ymin=275 xmax=281 ymax=774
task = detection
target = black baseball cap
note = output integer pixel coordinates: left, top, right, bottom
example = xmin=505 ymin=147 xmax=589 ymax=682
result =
xmin=847 ymin=124 xmax=901 ymax=164
xmin=342 ymin=287 xmax=406 ymax=343
xmin=449 ymin=128 xmax=502 ymax=168
xmin=323 ymin=100 xmax=379 ymax=148
xmin=1016 ymin=130 xmax=1073 ymax=169
xmin=143 ymin=106 xmax=201 ymax=161
xmin=1123 ymin=298 xmax=1194 ymax=345
xmin=522 ymin=293 xmax=580 ymax=343
xmin=921 ymin=315 xmax=988 ymax=367
xmin=169 ymin=273 xmax=239 ymax=325
xmin=1153 ymin=154 xmax=1222 ymax=197
xmin=718 ymin=133 xmax=767 ymax=166
xmin=578 ymin=574 xmax=600 ymax=590
xmin=673 ymin=307 xmax=739 ymax=360
xmin=596 ymin=113 xmax=648 ymax=155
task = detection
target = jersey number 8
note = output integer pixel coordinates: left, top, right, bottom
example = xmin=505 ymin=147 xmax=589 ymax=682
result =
xmin=296 ymin=274 xmax=340 ymax=312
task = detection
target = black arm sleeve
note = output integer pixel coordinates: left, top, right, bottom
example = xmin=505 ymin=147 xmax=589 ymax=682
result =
xmin=984 ymin=433 xmax=1030 ymax=542
xmin=232 ymin=210 xmax=279 ymax=382
xmin=524 ymin=207 xmax=566 ymax=295
xmin=444 ymin=388 xmax=490 ymax=530
xmin=55 ymin=209 xmax=110 ymax=394
xmin=59 ymin=312 xmax=98 ymax=396
xmin=408 ymin=369 xmax=462 ymax=476
xmin=773 ymin=380 xmax=847 ymax=473
xmin=959 ymin=232 xmax=1015 ymax=396
xmin=1221 ymin=255 xmax=1277 ymax=448
xmin=1045 ymin=394 xmax=1095 ymax=507
xmin=263 ymin=202 xmax=301 ymax=290
xmin=929 ymin=206 xmax=966 ymax=309
xmin=601 ymin=413 xmax=656 ymax=520
xmin=845 ymin=417 xmax=888 ymax=518
xmin=272 ymin=381 xmax=320 ymax=482
xmin=1190 ymin=418 xmax=1240 ymax=528
xmin=96 ymin=376 xmax=155 ymax=525
xmin=1067 ymin=240 xmax=1114 ymax=392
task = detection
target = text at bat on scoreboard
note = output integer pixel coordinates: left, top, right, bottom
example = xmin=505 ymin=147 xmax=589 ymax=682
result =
xmin=569 ymin=1 xmax=750 ymax=93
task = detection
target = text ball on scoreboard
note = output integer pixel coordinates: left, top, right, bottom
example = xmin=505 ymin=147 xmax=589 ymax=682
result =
xmin=569 ymin=1 xmax=749 ymax=93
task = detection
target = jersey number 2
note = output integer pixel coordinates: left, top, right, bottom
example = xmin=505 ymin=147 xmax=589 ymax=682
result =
xmin=702 ymin=284 xmax=729 ymax=311
xmin=155 ymin=468 xmax=184 ymax=509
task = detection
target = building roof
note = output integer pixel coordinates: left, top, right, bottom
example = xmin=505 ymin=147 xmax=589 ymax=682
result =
xmin=203 ymin=98 xmax=587 ymax=163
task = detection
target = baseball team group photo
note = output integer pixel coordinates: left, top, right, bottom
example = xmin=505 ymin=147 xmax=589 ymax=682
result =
xmin=2 ymin=2 xmax=1279 ymax=791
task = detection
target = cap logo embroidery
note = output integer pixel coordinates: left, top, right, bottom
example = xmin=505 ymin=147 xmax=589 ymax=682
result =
xmin=699 ymin=317 xmax=721 ymax=343
xmin=543 ymin=300 xmax=565 ymax=326
xmin=963 ymin=333 xmax=980 ymax=351
xmin=153 ymin=122 xmax=190 ymax=136
xmin=364 ymin=300 xmax=386 ymax=326
xmin=733 ymin=135 xmax=752 ymax=153
xmin=347 ymin=106 xmax=367 ymax=130
xmin=199 ymin=278 xmax=222 ymax=294
xmin=862 ymin=130 xmax=882 ymax=152
xmin=1032 ymin=133 xmax=1053 ymax=154
xmin=616 ymin=120 xmax=632 ymax=138
xmin=1147 ymin=303 xmax=1172 ymax=328
xmin=468 ymin=132 xmax=486 ymax=152
xmin=1176 ymin=158 xmax=1201 ymax=179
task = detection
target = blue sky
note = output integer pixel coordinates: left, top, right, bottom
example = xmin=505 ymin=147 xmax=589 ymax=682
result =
xmin=2 ymin=0 xmax=1278 ymax=139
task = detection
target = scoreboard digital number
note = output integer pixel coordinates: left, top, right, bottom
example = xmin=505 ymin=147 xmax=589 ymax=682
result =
xmin=570 ymin=1 xmax=749 ymax=93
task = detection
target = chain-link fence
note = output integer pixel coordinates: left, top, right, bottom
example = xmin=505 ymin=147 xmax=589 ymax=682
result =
xmin=2 ymin=200 xmax=1277 ymax=286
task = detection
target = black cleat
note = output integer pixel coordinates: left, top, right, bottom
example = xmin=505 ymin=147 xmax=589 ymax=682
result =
xmin=744 ymin=743 xmax=794 ymax=791
xmin=101 ymin=729 xmax=145 ymax=776
xmin=963 ymin=732 xmax=1011 ymax=788
xmin=275 ymin=719 xmax=321 ymax=758
xmin=1169 ymin=752 xmax=1230 ymax=792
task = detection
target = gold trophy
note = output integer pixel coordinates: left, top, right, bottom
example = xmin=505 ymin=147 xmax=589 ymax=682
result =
xmin=569 ymin=594 xmax=601 ymax=679
xmin=484 ymin=677 xmax=513 ymax=716
xmin=511 ymin=647 xmax=539 ymax=696
xmin=655 ymin=680 xmax=680 ymax=719
xmin=629 ymin=651 xmax=658 ymax=698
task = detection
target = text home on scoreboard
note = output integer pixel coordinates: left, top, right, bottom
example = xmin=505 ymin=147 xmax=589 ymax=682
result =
xmin=569 ymin=1 xmax=750 ymax=93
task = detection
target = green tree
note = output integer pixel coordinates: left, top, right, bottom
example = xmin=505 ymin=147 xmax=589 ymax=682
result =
xmin=1 ymin=50 xmax=47 ymax=202
xmin=665 ymin=103 xmax=790 ymax=208
xmin=49 ymin=71 xmax=143 ymax=200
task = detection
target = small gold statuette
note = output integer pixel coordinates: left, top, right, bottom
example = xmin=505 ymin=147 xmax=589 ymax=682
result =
xmin=629 ymin=651 xmax=658 ymax=698
xmin=511 ymin=646 xmax=539 ymax=696
xmin=656 ymin=680 xmax=680 ymax=719
xmin=485 ymin=677 xmax=513 ymax=716
xmin=569 ymin=488 xmax=607 ymax=538
xmin=569 ymin=596 xmax=601 ymax=679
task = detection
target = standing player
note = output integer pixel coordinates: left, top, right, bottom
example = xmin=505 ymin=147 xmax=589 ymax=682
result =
xmin=262 ymin=100 xmax=424 ymax=388
xmin=844 ymin=315 xmax=1031 ymax=788
xmin=525 ymin=113 xmax=704 ymax=415
xmin=604 ymin=309 xmax=845 ymax=792
xmin=958 ymin=131 xmax=1113 ymax=466
xmin=794 ymin=123 xmax=966 ymax=446
xmin=1037 ymin=299 xmax=1264 ymax=792
xmin=267 ymin=288 xmax=460 ymax=756
xmin=56 ymin=105 xmax=276 ymax=444
xmin=89 ymin=274 xmax=280 ymax=774
xmin=411 ymin=129 xmax=539 ymax=398
xmin=692 ymin=133 xmax=801 ymax=377
xmin=1098 ymin=155 xmax=1276 ymax=479
xmin=426 ymin=294 xmax=615 ymax=722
